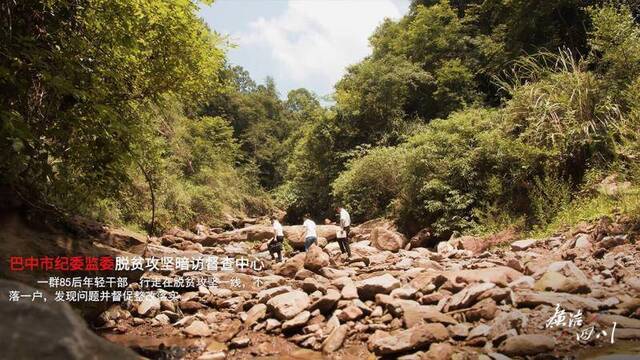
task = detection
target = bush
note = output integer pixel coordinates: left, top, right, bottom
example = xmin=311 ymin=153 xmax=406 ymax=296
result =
xmin=500 ymin=50 xmax=622 ymax=184
xmin=394 ymin=108 xmax=546 ymax=237
xmin=529 ymin=174 xmax=573 ymax=227
xmin=331 ymin=147 xmax=407 ymax=222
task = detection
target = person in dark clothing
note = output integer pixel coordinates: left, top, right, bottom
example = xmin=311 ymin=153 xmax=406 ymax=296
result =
xmin=268 ymin=217 xmax=284 ymax=262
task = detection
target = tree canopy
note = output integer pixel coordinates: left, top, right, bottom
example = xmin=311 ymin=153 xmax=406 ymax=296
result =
xmin=2 ymin=0 xmax=639 ymax=238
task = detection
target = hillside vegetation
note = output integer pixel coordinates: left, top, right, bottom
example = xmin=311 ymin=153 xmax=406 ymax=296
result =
xmin=2 ymin=0 xmax=640 ymax=240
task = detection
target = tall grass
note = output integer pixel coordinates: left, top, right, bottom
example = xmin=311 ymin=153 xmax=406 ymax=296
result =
xmin=531 ymin=185 xmax=640 ymax=238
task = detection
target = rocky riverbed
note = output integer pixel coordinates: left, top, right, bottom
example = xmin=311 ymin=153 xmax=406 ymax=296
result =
xmin=85 ymin=216 xmax=640 ymax=360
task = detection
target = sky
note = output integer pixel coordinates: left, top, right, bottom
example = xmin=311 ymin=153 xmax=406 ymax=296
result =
xmin=199 ymin=0 xmax=410 ymax=100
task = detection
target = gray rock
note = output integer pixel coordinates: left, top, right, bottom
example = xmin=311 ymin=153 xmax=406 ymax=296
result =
xmin=0 ymin=279 xmax=139 ymax=359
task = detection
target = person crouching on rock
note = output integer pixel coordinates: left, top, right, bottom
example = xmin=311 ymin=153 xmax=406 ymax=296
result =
xmin=268 ymin=216 xmax=284 ymax=262
xmin=303 ymin=213 xmax=317 ymax=251
xmin=336 ymin=206 xmax=352 ymax=258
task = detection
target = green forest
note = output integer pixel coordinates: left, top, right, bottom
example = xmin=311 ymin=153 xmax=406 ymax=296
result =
xmin=2 ymin=0 xmax=640 ymax=241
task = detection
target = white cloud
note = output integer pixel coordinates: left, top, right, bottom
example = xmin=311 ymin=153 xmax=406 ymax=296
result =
xmin=234 ymin=0 xmax=405 ymax=92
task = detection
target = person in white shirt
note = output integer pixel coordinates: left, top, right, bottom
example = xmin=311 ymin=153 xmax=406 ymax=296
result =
xmin=336 ymin=206 xmax=352 ymax=257
xmin=302 ymin=214 xmax=317 ymax=251
xmin=268 ymin=217 xmax=285 ymax=262
xmin=195 ymin=223 xmax=206 ymax=236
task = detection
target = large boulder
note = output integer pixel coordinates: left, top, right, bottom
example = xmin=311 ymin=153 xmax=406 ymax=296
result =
xmin=370 ymin=227 xmax=406 ymax=252
xmin=283 ymin=225 xmax=305 ymax=248
xmin=266 ymin=291 xmax=311 ymax=320
xmin=317 ymin=225 xmax=342 ymax=241
xmin=449 ymin=235 xmax=485 ymax=254
xmin=409 ymin=228 xmax=435 ymax=249
xmin=284 ymin=225 xmax=341 ymax=250
xmin=353 ymin=218 xmax=396 ymax=236
xmin=0 ymin=280 xmax=138 ymax=359
xmin=368 ymin=323 xmax=448 ymax=355
xmin=356 ymin=274 xmax=401 ymax=300
xmin=202 ymin=225 xmax=274 ymax=245
xmin=304 ymin=244 xmax=329 ymax=272
xmin=274 ymin=253 xmax=305 ymax=278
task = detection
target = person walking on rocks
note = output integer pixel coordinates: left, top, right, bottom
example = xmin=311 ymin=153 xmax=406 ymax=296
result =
xmin=268 ymin=217 xmax=284 ymax=262
xmin=336 ymin=206 xmax=352 ymax=258
xmin=303 ymin=214 xmax=317 ymax=251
